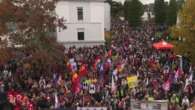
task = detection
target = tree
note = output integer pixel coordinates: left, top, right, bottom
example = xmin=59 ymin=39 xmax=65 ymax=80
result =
xmin=110 ymin=1 xmax=124 ymax=17
xmin=177 ymin=0 xmax=185 ymax=10
xmin=0 ymin=0 xmax=65 ymax=73
xmin=171 ymin=0 xmax=195 ymax=64
xmin=154 ymin=0 xmax=167 ymax=25
xmin=167 ymin=0 xmax=178 ymax=26
xmin=124 ymin=0 xmax=144 ymax=27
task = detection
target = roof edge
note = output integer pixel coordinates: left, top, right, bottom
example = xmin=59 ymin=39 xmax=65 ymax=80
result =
xmin=58 ymin=0 xmax=107 ymax=2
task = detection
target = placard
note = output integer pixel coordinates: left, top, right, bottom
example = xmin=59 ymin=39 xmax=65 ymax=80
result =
xmin=131 ymin=100 xmax=168 ymax=110
xmin=77 ymin=107 xmax=107 ymax=110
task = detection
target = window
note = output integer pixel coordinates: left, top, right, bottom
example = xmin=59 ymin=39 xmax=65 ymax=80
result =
xmin=77 ymin=28 xmax=85 ymax=40
xmin=77 ymin=7 xmax=83 ymax=20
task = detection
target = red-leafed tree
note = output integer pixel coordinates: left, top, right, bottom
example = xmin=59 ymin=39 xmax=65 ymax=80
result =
xmin=0 ymin=0 xmax=66 ymax=73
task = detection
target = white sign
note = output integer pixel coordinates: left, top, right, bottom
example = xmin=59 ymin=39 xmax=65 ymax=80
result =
xmin=77 ymin=107 xmax=107 ymax=110
xmin=131 ymin=100 xmax=168 ymax=110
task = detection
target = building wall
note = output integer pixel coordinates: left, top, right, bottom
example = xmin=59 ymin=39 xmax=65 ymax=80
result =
xmin=90 ymin=2 xmax=105 ymax=41
xmin=55 ymin=1 xmax=110 ymax=47
xmin=57 ymin=23 xmax=103 ymax=42
xmin=104 ymin=3 xmax=111 ymax=31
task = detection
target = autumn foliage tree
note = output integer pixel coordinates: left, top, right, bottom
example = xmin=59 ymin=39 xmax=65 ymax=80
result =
xmin=0 ymin=0 xmax=65 ymax=73
xmin=171 ymin=0 xmax=195 ymax=64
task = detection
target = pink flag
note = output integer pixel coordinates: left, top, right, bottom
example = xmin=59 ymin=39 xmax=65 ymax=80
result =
xmin=163 ymin=80 xmax=171 ymax=91
xmin=174 ymin=68 xmax=184 ymax=82
xmin=111 ymin=75 xmax=116 ymax=93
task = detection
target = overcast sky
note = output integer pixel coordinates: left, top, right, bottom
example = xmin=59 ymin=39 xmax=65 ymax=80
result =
xmin=114 ymin=0 xmax=169 ymax=4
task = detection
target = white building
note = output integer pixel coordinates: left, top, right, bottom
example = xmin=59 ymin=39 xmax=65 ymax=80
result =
xmin=142 ymin=11 xmax=154 ymax=21
xmin=55 ymin=0 xmax=110 ymax=47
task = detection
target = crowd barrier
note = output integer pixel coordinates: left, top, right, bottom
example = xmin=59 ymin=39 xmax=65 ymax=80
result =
xmin=77 ymin=107 xmax=107 ymax=110
xmin=131 ymin=99 xmax=168 ymax=110
xmin=57 ymin=100 xmax=167 ymax=110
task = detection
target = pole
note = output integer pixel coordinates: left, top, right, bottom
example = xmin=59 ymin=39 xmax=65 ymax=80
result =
xmin=176 ymin=55 xmax=183 ymax=71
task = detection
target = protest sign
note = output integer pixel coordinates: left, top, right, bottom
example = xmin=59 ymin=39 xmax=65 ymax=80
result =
xmin=77 ymin=107 xmax=107 ymax=110
xmin=127 ymin=76 xmax=138 ymax=88
xmin=131 ymin=100 xmax=168 ymax=110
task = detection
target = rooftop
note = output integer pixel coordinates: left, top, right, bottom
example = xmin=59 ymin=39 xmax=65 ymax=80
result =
xmin=59 ymin=0 xmax=106 ymax=2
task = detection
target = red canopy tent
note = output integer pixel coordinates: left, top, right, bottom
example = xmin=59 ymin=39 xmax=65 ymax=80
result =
xmin=153 ymin=40 xmax=174 ymax=50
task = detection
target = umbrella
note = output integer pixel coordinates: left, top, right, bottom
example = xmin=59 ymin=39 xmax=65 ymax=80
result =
xmin=153 ymin=40 xmax=174 ymax=50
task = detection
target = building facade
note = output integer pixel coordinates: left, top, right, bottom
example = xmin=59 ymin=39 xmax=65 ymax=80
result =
xmin=55 ymin=0 xmax=110 ymax=47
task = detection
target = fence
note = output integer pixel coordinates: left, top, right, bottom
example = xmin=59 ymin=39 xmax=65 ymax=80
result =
xmin=77 ymin=107 xmax=107 ymax=110
xmin=57 ymin=100 xmax=167 ymax=110
xmin=131 ymin=99 xmax=168 ymax=110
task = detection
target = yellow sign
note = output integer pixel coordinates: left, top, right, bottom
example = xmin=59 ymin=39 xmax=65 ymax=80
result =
xmin=127 ymin=76 xmax=138 ymax=88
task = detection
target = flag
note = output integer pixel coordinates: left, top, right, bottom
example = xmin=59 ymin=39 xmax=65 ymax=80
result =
xmin=107 ymin=58 xmax=112 ymax=66
xmin=16 ymin=93 xmax=23 ymax=104
xmin=111 ymin=75 xmax=116 ymax=93
xmin=108 ymin=50 xmax=112 ymax=57
xmin=189 ymin=73 xmax=193 ymax=82
xmin=126 ymin=76 xmax=138 ymax=88
xmin=67 ymin=58 xmax=77 ymax=72
xmin=98 ymin=63 xmax=104 ymax=80
xmin=174 ymin=69 xmax=179 ymax=82
xmin=112 ymin=69 xmax=118 ymax=80
xmin=66 ymin=62 xmax=72 ymax=71
xmin=146 ymin=78 xmax=149 ymax=86
xmin=14 ymin=103 xmax=21 ymax=110
xmin=163 ymin=80 xmax=170 ymax=91
xmin=7 ymin=92 xmax=15 ymax=104
xmin=117 ymin=63 xmax=125 ymax=73
xmin=184 ymin=73 xmax=193 ymax=90
xmin=174 ymin=68 xmax=183 ymax=81
xmin=72 ymin=62 xmax=77 ymax=72
xmin=104 ymin=61 xmax=110 ymax=72
xmin=189 ymin=66 xmax=193 ymax=82
xmin=93 ymin=57 xmax=101 ymax=70
xmin=54 ymin=92 xmax=59 ymax=109
xmin=27 ymin=102 xmax=34 ymax=110
xmin=105 ymin=50 xmax=112 ymax=58
xmin=71 ymin=73 xmax=80 ymax=94
xmin=22 ymin=96 xmax=29 ymax=107
xmin=189 ymin=66 xmax=193 ymax=74
xmin=99 ymin=63 xmax=104 ymax=73
xmin=79 ymin=64 xmax=88 ymax=77
xmin=72 ymin=73 xmax=79 ymax=82
xmin=57 ymin=75 xmax=62 ymax=86
xmin=53 ymin=73 xmax=57 ymax=81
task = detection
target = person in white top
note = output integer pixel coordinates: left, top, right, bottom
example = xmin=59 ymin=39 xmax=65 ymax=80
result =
xmin=182 ymin=96 xmax=190 ymax=109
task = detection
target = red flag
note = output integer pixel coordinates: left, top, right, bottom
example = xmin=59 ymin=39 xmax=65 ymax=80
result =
xmin=14 ymin=104 xmax=21 ymax=110
xmin=22 ymin=96 xmax=29 ymax=107
xmin=79 ymin=64 xmax=88 ymax=77
xmin=7 ymin=90 xmax=16 ymax=105
xmin=67 ymin=63 xmax=72 ymax=71
xmin=16 ymin=93 xmax=23 ymax=104
xmin=93 ymin=56 xmax=100 ymax=70
xmin=71 ymin=73 xmax=80 ymax=94
xmin=108 ymin=50 xmax=112 ymax=57
xmin=27 ymin=102 xmax=34 ymax=110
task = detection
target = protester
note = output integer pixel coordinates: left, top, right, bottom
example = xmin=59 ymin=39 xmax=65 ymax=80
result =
xmin=0 ymin=19 xmax=194 ymax=110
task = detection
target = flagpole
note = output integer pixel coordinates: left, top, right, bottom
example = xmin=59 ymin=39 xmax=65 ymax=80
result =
xmin=177 ymin=55 xmax=183 ymax=71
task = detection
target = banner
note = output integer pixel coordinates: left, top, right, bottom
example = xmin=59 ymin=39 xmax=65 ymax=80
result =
xmin=77 ymin=107 xmax=107 ymax=110
xmin=131 ymin=100 xmax=168 ymax=110
xmin=126 ymin=76 xmax=138 ymax=88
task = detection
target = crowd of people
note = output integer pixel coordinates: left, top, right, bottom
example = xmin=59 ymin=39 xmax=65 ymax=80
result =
xmin=0 ymin=19 xmax=195 ymax=110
